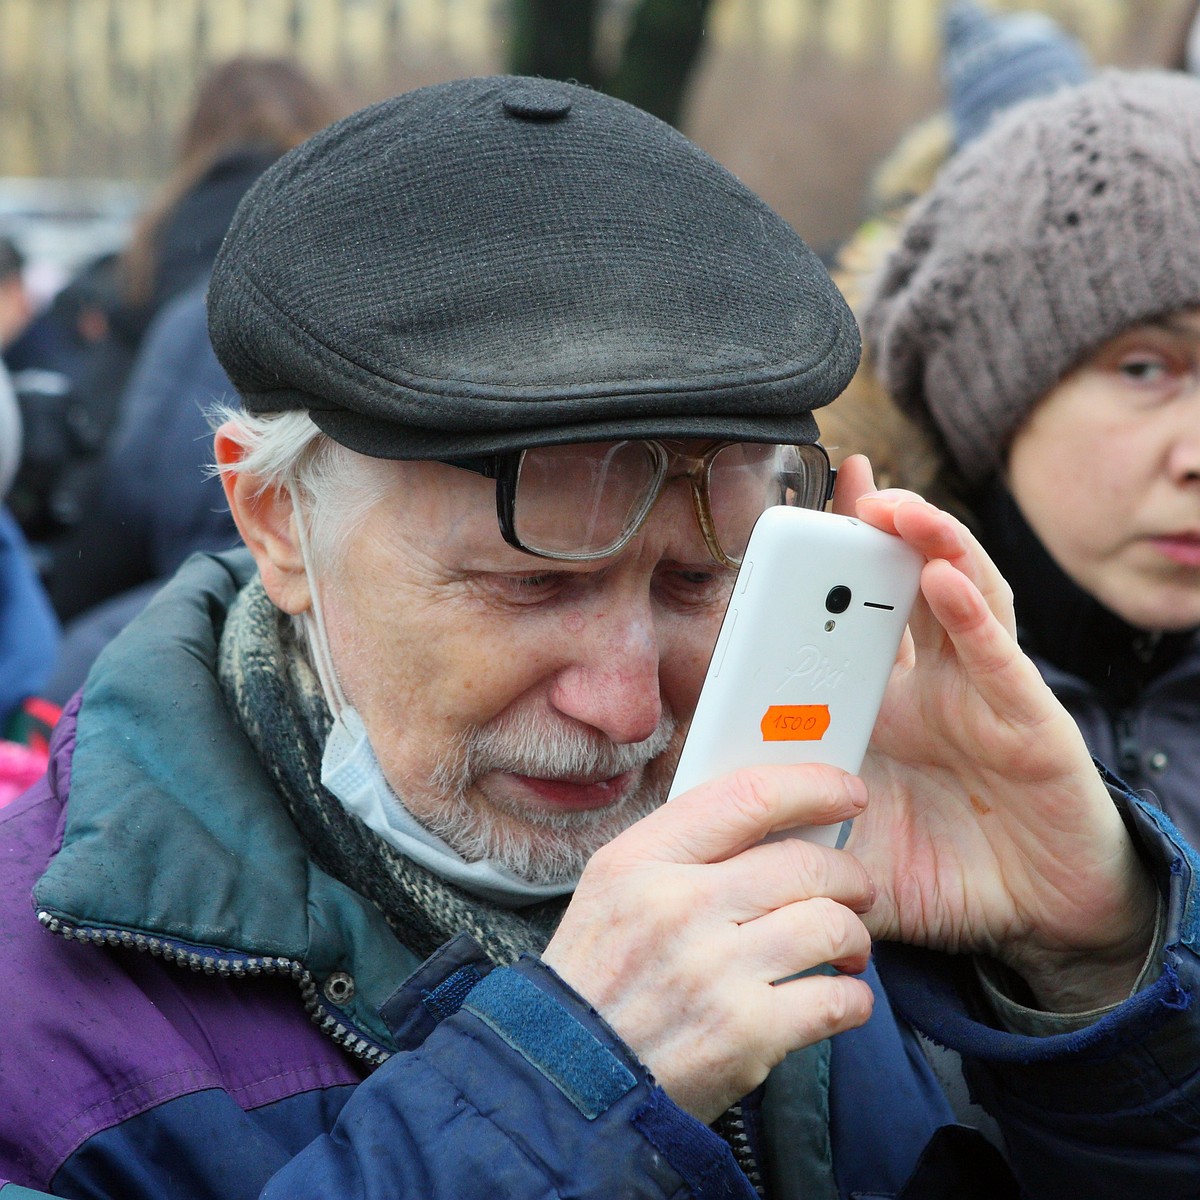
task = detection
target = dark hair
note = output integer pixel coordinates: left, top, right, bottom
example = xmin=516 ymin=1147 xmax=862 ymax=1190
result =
xmin=121 ymin=55 xmax=342 ymax=307
xmin=0 ymin=236 xmax=24 ymax=283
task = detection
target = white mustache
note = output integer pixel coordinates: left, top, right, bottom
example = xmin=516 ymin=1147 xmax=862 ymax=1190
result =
xmin=435 ymin=708 xmax=679 ymax=788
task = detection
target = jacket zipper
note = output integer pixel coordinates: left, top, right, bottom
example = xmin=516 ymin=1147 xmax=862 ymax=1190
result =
xmin=37 ymin=910 xmax=391 ymax=1066
xmin=714 ymin=1100 xmax=767 ymax=1197
xmin=1113 ymin=710 xmax=1143 ymax=788
xmin=41 ymin=912 xmax=775 ymax=1191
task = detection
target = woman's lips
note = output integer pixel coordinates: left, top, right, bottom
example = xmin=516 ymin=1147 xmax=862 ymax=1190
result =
xmin=1151 ymin=534 xmax=1200 ymax=568
xmin=508 ymin=768 xmax=639 ymax=812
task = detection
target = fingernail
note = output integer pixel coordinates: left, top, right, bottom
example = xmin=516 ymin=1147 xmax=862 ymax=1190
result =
xmin=845 ymin=775 xmax=868 ymax=810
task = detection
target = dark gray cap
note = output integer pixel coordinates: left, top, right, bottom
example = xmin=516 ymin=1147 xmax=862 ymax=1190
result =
xmin=207 ymin=75 xmax=859 ymax=459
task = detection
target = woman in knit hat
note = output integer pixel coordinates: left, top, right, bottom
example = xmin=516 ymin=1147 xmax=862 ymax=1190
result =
xmin=862 ymin=68 xmax=1200 ymax=847
xmin=824 ymin=0 xmax=1091 ymax=497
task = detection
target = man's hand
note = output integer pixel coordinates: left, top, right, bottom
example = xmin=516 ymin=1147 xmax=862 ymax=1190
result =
xmin=542 ymin=763 xmax=876 ymax=1123
xmin=834 ymin=456 xmax=1157 ymax=1013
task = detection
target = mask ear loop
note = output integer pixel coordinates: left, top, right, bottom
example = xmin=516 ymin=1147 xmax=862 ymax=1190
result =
xmin=287 ymin=481 xmax=349 ymax=720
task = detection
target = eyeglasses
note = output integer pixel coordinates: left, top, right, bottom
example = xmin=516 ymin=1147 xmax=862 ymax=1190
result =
xmin=440 ymin=440 xmax=834 ymax=568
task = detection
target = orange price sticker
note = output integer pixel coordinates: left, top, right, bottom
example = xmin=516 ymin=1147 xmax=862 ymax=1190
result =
xmin=760 ymin=704 xmax=830 ymax=742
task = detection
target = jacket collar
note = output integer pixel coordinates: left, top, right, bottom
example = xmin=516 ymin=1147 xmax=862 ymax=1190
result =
xmin=34 ymin=550 xmax=420 ymax=1051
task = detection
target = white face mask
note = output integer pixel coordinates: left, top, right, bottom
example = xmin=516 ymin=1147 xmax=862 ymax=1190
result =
xmin=319 ymin=703 xmax=577 ymax=906
xmin=290 ymin=486 xmax=577 ymax=908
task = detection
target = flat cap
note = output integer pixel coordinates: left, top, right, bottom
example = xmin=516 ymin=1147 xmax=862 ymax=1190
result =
xmin=208 ymin=75 xmax=859 ymax=458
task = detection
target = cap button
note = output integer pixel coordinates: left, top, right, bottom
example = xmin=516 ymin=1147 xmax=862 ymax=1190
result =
xmin=502 ymin=82 xmax=572 ymax=122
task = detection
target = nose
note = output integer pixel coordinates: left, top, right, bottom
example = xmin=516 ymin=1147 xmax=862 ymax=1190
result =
xmin=547 ymin=603 xmax=664 ymax=746
xmin=1168 ymin=401 xmax=1200 ymax=484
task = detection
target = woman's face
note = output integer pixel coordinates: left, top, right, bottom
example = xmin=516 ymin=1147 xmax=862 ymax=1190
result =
xmin=1005 ymin=310 xmax=1200 ymax=632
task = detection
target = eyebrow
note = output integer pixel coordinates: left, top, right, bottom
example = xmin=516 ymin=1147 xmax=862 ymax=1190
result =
xmin=1145 ymin=314 xmax=1200 ymax=342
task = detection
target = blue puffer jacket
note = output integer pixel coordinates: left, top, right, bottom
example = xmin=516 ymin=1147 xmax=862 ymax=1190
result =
xmin=1 ymin=551 xmax=1199 ymax=1200
xmin=0 ymin=505 xmax=58 ymax=731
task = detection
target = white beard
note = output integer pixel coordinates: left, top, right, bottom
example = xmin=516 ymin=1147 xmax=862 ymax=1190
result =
xmin=418 ymin=707 xmax=680 ymax=885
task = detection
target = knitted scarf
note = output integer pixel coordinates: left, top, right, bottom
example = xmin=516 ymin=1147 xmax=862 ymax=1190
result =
xmin=216 ymin=574 xmax=568 ymax=967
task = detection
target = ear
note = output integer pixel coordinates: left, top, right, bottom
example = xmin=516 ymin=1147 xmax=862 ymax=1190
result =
xmin=214 ymin=421 xmax=312 ymax=615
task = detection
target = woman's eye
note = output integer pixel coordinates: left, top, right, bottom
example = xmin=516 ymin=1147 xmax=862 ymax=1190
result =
xmin=1111 ymin=343 xmax=1199 ymax=393
xmin=1116 ymin=355 xmax=1170 ymax=383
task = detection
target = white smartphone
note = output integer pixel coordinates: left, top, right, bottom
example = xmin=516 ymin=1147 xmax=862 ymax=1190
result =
xmin=667 ymin=505 xmax=924 ymax=847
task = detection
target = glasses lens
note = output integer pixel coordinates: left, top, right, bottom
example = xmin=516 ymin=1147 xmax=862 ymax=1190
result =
xmin=780 ymin=443 xmax=832 ymax=509
xmin=707 ymin=443 xmax=830 ymax=562
xmin=513 ymin=441 xmax=661 ymax=558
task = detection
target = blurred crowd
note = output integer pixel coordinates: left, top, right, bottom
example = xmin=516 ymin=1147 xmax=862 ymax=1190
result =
xmin=0 ymin=54 xmax=346 ymax=798
xmin=1 ymin=0 xmax=1199 ymax=838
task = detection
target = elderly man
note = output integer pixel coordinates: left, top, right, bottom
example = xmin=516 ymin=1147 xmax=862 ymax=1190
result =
xmin=0 ymin=77 xmax=1196 ymax=1200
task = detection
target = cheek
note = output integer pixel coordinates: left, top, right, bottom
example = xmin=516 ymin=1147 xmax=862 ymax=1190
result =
xmin=330 ymin=601 xmax=578 ymax=796
xmin=1008 ymin=416 xmax=1129 ymax=551
xmin=658 ymin=609 xmax=725 ymax=720
xmin=1009 ymin=464 xmax=1098 ymax=570
xmin=335 ymin=598 xmax=564 ymax=733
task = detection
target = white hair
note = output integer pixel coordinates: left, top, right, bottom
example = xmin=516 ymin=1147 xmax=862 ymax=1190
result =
xmin=208 ymin=403 xmax=391 ymax=570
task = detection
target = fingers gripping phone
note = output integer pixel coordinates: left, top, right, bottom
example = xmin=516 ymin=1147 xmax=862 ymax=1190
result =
xmin=667 ymin=505 xmax=924 ymax=847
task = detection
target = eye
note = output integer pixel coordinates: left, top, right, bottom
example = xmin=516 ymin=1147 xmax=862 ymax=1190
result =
xmin=658 ymin=565 xmax=736 ymax=608
xmin=482 ymin=572 xmax=573 ymax=605
xmin=1102 ymin=336 xmax=1197 ymax=401
xmin=1116 ymin=353 xmax=1172 ymax=384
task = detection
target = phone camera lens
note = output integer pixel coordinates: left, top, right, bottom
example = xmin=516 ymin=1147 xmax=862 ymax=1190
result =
xmin=825 ymin=585 xmax=852 ymax=614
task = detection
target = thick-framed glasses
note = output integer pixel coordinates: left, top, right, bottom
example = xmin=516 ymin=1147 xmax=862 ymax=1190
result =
xmin=441 ymin=440 xmax=835 ymax=568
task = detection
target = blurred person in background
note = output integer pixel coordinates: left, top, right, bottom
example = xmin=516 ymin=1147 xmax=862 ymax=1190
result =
xmin=823 ymin=0 xmax=1091 ymax=498
xmin=34 ymin=55 xmax=342 ymax=622
xmin=937 ymin=0 xmax=1092 ymax=151
xmin=0 ymin=361 xmax=59 ymax=805
xmin=116 ymin=55 xmax=343 ymax=338
xmin=861 ymin=70 xmax=1200 ymax=850
xmin=1 ymin=255 xmax=123 ymax=558
xmin=39 ymin=277 xmax=242 ymax=704
xmin=0 ymin=238 xmax=34 ymax=352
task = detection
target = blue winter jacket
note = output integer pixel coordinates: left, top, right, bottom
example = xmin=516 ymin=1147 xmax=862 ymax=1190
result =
xmin=1033 ymin=642 xmax=1200 ymax=860
xmin=1 ymin=551 xmax=1199 ymax=1199
xmin=0 ymin=505 xmax=58 ymax=730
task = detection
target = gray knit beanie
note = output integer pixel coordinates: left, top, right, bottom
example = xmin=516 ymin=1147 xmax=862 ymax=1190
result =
xmin=864 ymin=69 xmax=1200 ymax=485
xmin=209 ymin=75 xmax=859 ymax=459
